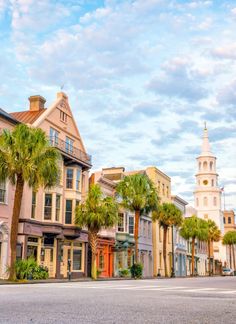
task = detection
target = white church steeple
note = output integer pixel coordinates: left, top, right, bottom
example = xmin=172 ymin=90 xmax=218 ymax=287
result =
xmin=194 ymin=126 xmax=226 ymax=263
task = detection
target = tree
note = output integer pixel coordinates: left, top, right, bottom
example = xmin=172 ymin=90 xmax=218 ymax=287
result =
xmin=223 ymin=231 xmax=236 ymax=270
xmin=75 ymin=184 xmax=118 ymax=280
xmin=0 ymin=124 xmax=60 ymax=280
xmin=116 ymin=173 xmax=159 ymax=264
xmin=180 ymin=215 xmax=208 ymax=276
xmin=152 ymin=203 xmax=183 ymax=277
xmin=207 ymin=220 xmax=221 ymax=276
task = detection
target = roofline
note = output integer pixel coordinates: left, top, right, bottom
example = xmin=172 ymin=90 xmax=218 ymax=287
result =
xmin=0 ymin=108 xmax=20 ymax=125
xmin=171 ymin=195 xmax=188 ymax=206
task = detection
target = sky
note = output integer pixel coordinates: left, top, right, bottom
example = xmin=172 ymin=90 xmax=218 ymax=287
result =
xmin=0 ymin=0 xmax=235 ymax=209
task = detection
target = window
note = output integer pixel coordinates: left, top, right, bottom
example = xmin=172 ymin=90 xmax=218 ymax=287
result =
xmin=56 ymin=195 xmax=61 ymax=221
xmin=196 ymin=198 xmax=199 ymax=207
xmin=210 ymin=162 xmax=213 ymax=170
xmin=211 ymin=179 xmax=214 ymax=187
xmin=228 ymin=217 xmax=231 ymax=224
xmin=213 ymin=197 xmax=217 ymax=206
xmin=158 ymin=181 xmax=160 ymax=192
xmin=65 ymin=136 xmax=73 ymax=154
xmin=73 ymin=249 xmax=82 ymax=270
xmin=118 ymin=213 xmax=124 ymax=232
xmin=166 ymin=186 xmax=169 ymax=198
xmin=31 ymin=192 xmax=36 ymax=219
xmin=0 ymin=181 xmax=6 ymax=203
xmin=199 ymin=162 xmax=201 ymax=170
xmin=44 ymin=194 xmax=52 ymax=220
xmin=65 ymin=200 xmax=73 ymax=224
xmin=148 ymin=222 xmax=151 ymax=238
xmin=50 ymin=127 xmax=59 ymax=145
xmin=129 ymin=216 xmax=134 ymax=234
xmin=66 ymin=168 xmax=74 ymax=189
xmin=99 ymin=251 xmax=104 ymax=270
xmin=203 ymin=161 xmax=207 ymax=170
xmin=76 ymin=169 xmax=81 ymax=191
xmin=203 ymin=197 xmax=208 ymax=207
xmin=60 ymin=110 xmax=67 ymax=123
xmin=162 ymin=183 xmax=165 ymax=195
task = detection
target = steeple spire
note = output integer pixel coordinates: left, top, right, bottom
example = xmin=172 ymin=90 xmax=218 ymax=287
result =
xmin=201 ymin=123 xmax=212 ymax=156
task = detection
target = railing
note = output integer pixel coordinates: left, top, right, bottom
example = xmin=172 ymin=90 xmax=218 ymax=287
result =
xmin=50 ymin=137 xmax=92 ymax=165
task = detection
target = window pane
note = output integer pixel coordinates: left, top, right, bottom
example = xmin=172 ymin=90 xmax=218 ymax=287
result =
xmin=56 ymin=195 xmax=61 ymax=221
xmin=66 ymin=169 xmax=73 ymax=189
xmin=31 ymin=192 xmax=36 ymax=219
xmin=76 ymin=169 xmax=81 ymax=190
xmin=44 ymin=194 xmax=52 ymax=220
xmin=0 ymin=181 xmax=6 ymax=203
xmin=65 ymin=200 xmax=72 ymax=224
xmin=118 ymin=213 xmax=124 ymax=232
xmin=73 ymin=249 xmax=82 ymax=270
xmin=129 ymin=216 xmax=134 ymax=234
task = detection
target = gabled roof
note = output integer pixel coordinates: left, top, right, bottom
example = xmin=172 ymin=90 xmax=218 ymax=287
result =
xmin=10 ymin=109 xmax=46 ymax=124
xmin=0 ymin=108 xmax=19 ymax=124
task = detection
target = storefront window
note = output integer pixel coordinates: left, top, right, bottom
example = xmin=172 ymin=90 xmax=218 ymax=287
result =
xmin=99 ymin=251 xmax=104 ymax=270
xmin=44 ymin=194 xmax=52 ymax=220
xmin=65 ymin=200 xmax=73 ymax=224
xmin=73 ymin=249 xmax=82 ymax=270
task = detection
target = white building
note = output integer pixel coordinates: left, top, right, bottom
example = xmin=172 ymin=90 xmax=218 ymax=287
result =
xmin=194 ymin=126 xmax=226 ymax=264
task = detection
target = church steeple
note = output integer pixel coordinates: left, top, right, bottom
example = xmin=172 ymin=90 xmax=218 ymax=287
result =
xmin=201 ymin=123 xmax=213 ymax=156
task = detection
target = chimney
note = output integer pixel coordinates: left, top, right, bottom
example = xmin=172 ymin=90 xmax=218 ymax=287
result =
xmin=28 ymin=95 xmax=46 ymax=111
xmin=57 ymin=92 xmax=68 ymax=101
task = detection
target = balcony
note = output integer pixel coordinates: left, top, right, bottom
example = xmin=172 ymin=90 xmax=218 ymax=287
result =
xmin=50 ymin=137 xmax=92 ymax=168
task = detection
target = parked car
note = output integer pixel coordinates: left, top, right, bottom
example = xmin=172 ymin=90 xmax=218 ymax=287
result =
xmin=222 ymin=267 xmax=234 ymax=276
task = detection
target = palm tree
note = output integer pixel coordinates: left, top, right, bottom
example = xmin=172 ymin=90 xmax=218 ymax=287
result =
xmin=207 ymin=220 xmax=221 ymax=276
xmin=152 ymin=203 xmax=183 ymax=277
xmin=0 ymin=124 xmax=60 ymax=280
xmin=116 ymin=173 xmax=159 ymax=264
xmin=75 ymin=184 xmax=118 ymax=280
xmin=180 ymin=215 xmax=208 ymax=276
xmin=223 ymin=231 xmax=236 ymax=270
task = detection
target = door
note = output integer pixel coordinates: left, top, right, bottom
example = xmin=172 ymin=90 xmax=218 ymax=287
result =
xmin=61 ymin=246 xmax=71 ymax=278
xmin=44 ymin=248 xmax=54 ymax=278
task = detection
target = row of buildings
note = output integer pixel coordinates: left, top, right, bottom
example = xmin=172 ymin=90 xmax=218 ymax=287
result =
xmin=0 ymin=92 xmax=234 ymax=279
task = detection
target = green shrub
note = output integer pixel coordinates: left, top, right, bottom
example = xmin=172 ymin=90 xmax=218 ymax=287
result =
xmin=130 ymin=263 xmax=143 ymax=279
xmin=14 ymin=257 xmax=49 ymax=280
xmin=119 ymin=268 xmax=130 ymax=277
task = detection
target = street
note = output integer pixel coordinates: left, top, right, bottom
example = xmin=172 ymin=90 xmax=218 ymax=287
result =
xmin=0 ymin=277 xmax=236 ymax=323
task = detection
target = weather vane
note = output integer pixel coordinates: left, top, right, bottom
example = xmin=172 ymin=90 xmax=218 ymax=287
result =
xmin=204 ymin=121 xmax=207 ymax=130
xmin=60 ymin=84 xmax=65 ymax=91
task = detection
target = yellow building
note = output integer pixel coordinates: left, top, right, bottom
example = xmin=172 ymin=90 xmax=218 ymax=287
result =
xmin=145 ymin=166 xmax=172 ymax=276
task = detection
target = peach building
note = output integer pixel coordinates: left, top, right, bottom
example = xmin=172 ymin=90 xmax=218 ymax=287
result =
xmin=3 ymin=93 xmax=92 ymax=279
xmin=0 ymin=109 xmax=19 ymax=278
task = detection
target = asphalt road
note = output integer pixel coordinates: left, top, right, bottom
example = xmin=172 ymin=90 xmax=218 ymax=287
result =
xmin=1 ymin=277 xmax=236 ymax=324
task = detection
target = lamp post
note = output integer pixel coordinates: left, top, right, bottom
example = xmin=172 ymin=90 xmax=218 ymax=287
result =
xmin=171 ymin=225 xmax=175 ymax=278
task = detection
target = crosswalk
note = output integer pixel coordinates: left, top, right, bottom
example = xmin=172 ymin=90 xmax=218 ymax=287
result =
xmin=7 ymin=281 xmax=236 ymax=296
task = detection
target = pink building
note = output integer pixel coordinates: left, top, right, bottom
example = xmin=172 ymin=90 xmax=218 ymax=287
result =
xmin=0 ymin=93 xmax=91 ymax=279
xmin=0 ymin=109 xmax=19 ymax=278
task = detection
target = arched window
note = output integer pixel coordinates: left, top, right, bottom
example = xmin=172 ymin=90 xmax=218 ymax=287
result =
xmin=204 ymin=197 xmax=208 ymax=206
xmin=213 ymin=197 xmax=217 ymax=206
xmin=203 ymin=161 xmax=207 ymax=170
xmin=211 ymin=179 xmax=214 ymax=187
xmin=210 ymin=162 xmax=213 ymax=170
xmin=199 ymin=162 xmax=201 ymax=170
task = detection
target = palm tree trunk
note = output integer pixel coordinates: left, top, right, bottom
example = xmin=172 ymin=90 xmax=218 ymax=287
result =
xmin=9 ymin=174 xmax=24 ymax=281
xmin=134 ymin=210 xmax=140 ymax=264
xmin=89 ymin=230 xmax=98 ymax=280
xmin=163 ymin=225 xmax=168 ymax=277
xmin=229 ymin=244 xmax=232 ymax=269
xmin=208 ymin=239 xmax=211 ymax=276
xmin=191 ymin=237 xmax=195 ymax=277
xmin=232 ymin=244 xmax=235 ymax=270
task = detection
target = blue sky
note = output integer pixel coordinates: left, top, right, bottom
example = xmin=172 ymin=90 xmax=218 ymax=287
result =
xmin=0 ymin=0 xmax=236 ymax=209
